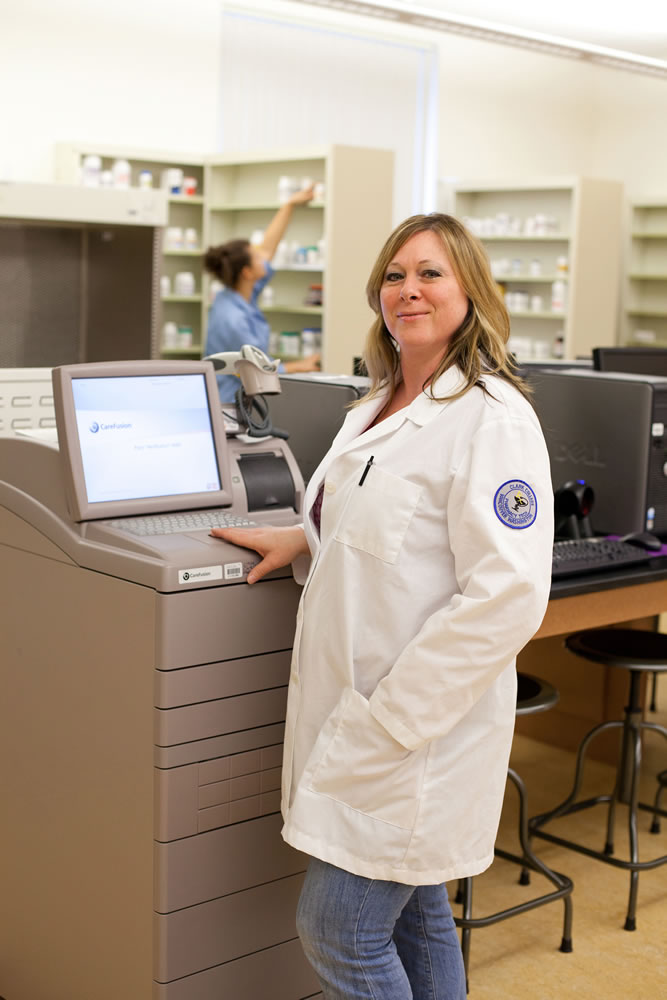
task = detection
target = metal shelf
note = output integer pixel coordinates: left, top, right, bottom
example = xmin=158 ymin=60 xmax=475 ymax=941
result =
xmin=263 ymin=304 xmax=322 ymax=315
xmin=509 ymin=310 xmax=567 ymax=320
xmin=496 ymin=274 xmax=568 ymax=283
xmin=209 ymin=202 xmax=325 ymax=212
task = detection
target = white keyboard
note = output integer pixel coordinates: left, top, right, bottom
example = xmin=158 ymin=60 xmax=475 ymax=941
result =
xmin=107 ymin=511 xmax=256 ymax=537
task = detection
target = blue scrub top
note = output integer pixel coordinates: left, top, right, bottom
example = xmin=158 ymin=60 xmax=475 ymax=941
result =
xmin=205 ymin=262 xmax=275 ymax=404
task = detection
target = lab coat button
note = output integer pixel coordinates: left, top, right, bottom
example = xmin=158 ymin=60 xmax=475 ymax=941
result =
xmin=324 ymin=482 xmax=336 ymax=494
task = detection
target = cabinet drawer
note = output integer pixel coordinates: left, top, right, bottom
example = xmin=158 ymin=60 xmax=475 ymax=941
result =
xmin=155 ymin=686 xmax=287 ymax=746
xmin=154 ymin=813 xmax=305 ymax=912
xmin=152 ymin=937 xmax=319 ymax=1000
xmin=155 ymin=579 xmax=300 ymax=669
xmin=154 ymin=873 xmax=304 ymax=981
xmin=155 ymin=650 xmax=291 ymax=708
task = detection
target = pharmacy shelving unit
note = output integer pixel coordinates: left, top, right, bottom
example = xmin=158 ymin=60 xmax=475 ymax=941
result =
xmin=55 ymin=143 xmax=395 ymax=374
xmin=55 ymin=143 xmax=206 ymax=358
xmin=453 ymin=178 xmax=624 ymax=360
xmin=624 ymin=200 xmax=667 ymax=346
xmin=0 ymin=183 xmax=166 ymax=367
xmin=204 ymin=145 xmax=394 ymax=374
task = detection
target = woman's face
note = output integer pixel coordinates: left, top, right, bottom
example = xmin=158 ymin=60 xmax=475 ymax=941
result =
xmin=379 ymin=230 xmax=469 ymax=366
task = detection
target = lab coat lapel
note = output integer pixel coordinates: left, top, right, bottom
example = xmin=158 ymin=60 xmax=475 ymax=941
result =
xmin=306 ymin=367 xmax=467 ymax=511
xmin=318 ymin=367 xmax=467 ymax=472
xmin=312 ymin=390 xmax=394 ymax=474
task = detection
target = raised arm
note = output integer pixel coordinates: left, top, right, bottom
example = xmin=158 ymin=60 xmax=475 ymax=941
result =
xmin=260 ymin=186 xmax=315 ymax=260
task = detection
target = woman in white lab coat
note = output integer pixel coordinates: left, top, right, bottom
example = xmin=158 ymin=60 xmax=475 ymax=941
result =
xmin=212 ymin=213 xmax=553 ymax=999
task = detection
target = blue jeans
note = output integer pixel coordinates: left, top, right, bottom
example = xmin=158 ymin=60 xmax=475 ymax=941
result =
xmin=296 ymin=858 xmax=467 ymax=999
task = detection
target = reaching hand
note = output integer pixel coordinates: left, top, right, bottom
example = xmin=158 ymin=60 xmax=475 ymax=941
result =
xmin=284 ymin=354 xmax=321 ymax=374
xmin=289 ymin=185 xmax=316 ymax=206
xmin=209 ymin=523 xmax=309 ymax=584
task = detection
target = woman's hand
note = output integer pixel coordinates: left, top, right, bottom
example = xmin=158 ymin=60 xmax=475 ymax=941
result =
xmin=209 ymin=523 xmax=309 ymax=584
xmin=283 ymin=354 xmax=321 ymax=374
xmin=262 ymin=186 xmax=316 ymax=258
xmin=288 ymin=184 xmax=315 ymax=206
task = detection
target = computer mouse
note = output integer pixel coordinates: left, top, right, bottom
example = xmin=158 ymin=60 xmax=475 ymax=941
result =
xmin=619 ymin=531 xmax=664 ymax=552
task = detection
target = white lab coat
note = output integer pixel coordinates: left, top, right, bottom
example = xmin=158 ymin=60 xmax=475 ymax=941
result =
xmin=281 ymin=366 xmax=554 ymax=885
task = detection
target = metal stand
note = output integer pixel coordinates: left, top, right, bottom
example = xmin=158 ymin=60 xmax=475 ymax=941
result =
xmin=455 ymin=768 xmax=573 ymax=990
xmin=453 ymin=673 xmax=573 ymax=990
xmin=650 ymin=770 xmax=667 ymax=834
xmin=530 ymin=668 xmax=667 ymax=931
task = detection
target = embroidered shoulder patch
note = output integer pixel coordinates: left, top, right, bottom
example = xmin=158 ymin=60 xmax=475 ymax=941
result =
xmin=493 ymin=479 xmax=538 ymax=529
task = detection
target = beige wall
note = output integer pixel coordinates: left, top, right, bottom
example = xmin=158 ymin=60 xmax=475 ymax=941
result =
xmin=587 ymin=68 xmax=667 ymax=197
xmin=434 ymin=36 xmax=594 ymax=184
xmin=0 ymin=0 xmax=222 ymax=181
xmin=3 ymin=0 xmax=667 ymax=202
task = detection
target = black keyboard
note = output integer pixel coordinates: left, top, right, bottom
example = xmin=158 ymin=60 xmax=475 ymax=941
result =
xmin=552 ymin=538 xmax=654 ymax=579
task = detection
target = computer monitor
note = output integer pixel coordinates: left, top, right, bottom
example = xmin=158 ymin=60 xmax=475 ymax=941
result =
xmin=52 ymin=360 xmax=232 ymax=522
xmin=268 ymin=373 xmax=370 ymax=483
xmin=592 ymin=346 xmax=667 ymax=376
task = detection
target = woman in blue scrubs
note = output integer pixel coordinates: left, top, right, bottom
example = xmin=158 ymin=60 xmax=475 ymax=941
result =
xmin=204 ymin=186 xmax=321 ymax=403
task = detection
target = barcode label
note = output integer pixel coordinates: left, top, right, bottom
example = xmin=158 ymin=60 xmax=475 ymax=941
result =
xmin=224 ymin=562 xmax=244 ymax=580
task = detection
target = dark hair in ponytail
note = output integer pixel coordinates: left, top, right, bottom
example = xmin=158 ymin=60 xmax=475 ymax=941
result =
xmin=203 ymin=239 xmax=251 ymax=289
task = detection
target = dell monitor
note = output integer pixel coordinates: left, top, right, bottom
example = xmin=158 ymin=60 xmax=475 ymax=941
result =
xmin=592 ymin=346 xmax=667 ymax=377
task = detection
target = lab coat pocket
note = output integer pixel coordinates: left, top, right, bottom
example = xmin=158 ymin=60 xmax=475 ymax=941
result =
xmin=307 ymin=688 xmax=426 ymax=831
xmin=334 ymin=466 xmax=422 ymax=564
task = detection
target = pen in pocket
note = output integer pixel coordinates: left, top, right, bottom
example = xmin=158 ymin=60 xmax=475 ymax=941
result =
xmin=359 ymin=455 xmax=374 ymax=486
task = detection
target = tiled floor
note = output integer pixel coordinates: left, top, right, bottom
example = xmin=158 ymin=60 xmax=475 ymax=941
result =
xmin=453 ymin=686 xmax=667 ymax=998
xmin=297 ymin=683 xmax=666 ymax=999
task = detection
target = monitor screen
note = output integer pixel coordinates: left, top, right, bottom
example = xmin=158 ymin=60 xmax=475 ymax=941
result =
xmin=52 ymin=360 xmax=232 ymax=521
xmin=592 ymin=347 xmax=667 ymax=376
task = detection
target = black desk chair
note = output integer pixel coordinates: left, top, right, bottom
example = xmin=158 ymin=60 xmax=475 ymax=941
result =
xmin=529 ymin=628 xmax=667 ymax=930
xmin=454 ymin=673 xmax=573 ymax=987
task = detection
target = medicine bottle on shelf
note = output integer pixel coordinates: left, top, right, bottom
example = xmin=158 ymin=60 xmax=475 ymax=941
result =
xmin=551 ymin=279 xmax=567 ymax=313
xmin=278 ymin=176 xmax=294 ymax=204
xmin=301 ymin=328 xmax=319 ymax=357
xmin=111 ymin=159 xmax=131 ymax=189
xmin=304 ymin=284 xmax=323 ymax=306
xmin=280 ymin=331 xmax=300 ymax=357
xmin=81 ymin=154 xmax=102 ymax=187
xmin=552 ymin=332 xmax=565 ymax=359
xmin=162 ymin=322 xmax=179 ymax=349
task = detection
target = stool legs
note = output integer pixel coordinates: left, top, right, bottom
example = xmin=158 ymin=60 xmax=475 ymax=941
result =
xmin=530 ymin=711 xmax=667 ymax=931
xmin=649 ymin=770 xmax=667 ymax=834
xmin=649 ymin=670 xmax=658 ymax=713
xmin=459 ymin=876 xmax=473 ymax=993
xmin=454 ymin=768 xmax=573 ymax=986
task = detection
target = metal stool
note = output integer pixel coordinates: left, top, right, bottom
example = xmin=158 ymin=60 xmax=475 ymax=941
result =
xmin=650 ymin=770 xmax=667 ymax=833
xmin=529 ymin=628 xmax=667 ymax=931
xmin=454 ymin=673 xmax=573 ymax=988
xmin=649 ymin=670 xmax=660 ymax=712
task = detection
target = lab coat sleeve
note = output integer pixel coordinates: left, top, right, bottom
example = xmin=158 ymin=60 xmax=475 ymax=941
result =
xmin=368 ymin=415 xmax=554 ymax=751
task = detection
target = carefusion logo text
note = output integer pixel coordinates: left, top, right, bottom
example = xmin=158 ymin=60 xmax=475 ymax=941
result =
xmin=89 ymin=420 xmax=133 ymax=433
xmin=178 ymin=566 xmax=223 ymax=585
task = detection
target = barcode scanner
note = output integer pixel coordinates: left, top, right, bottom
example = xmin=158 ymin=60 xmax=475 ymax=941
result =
xmin=554 ymin=479 xmax=595 ymax=540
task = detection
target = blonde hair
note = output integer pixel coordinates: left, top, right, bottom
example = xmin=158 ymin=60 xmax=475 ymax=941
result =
xmin=362 ymin=213 xmax=530 ymax=405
